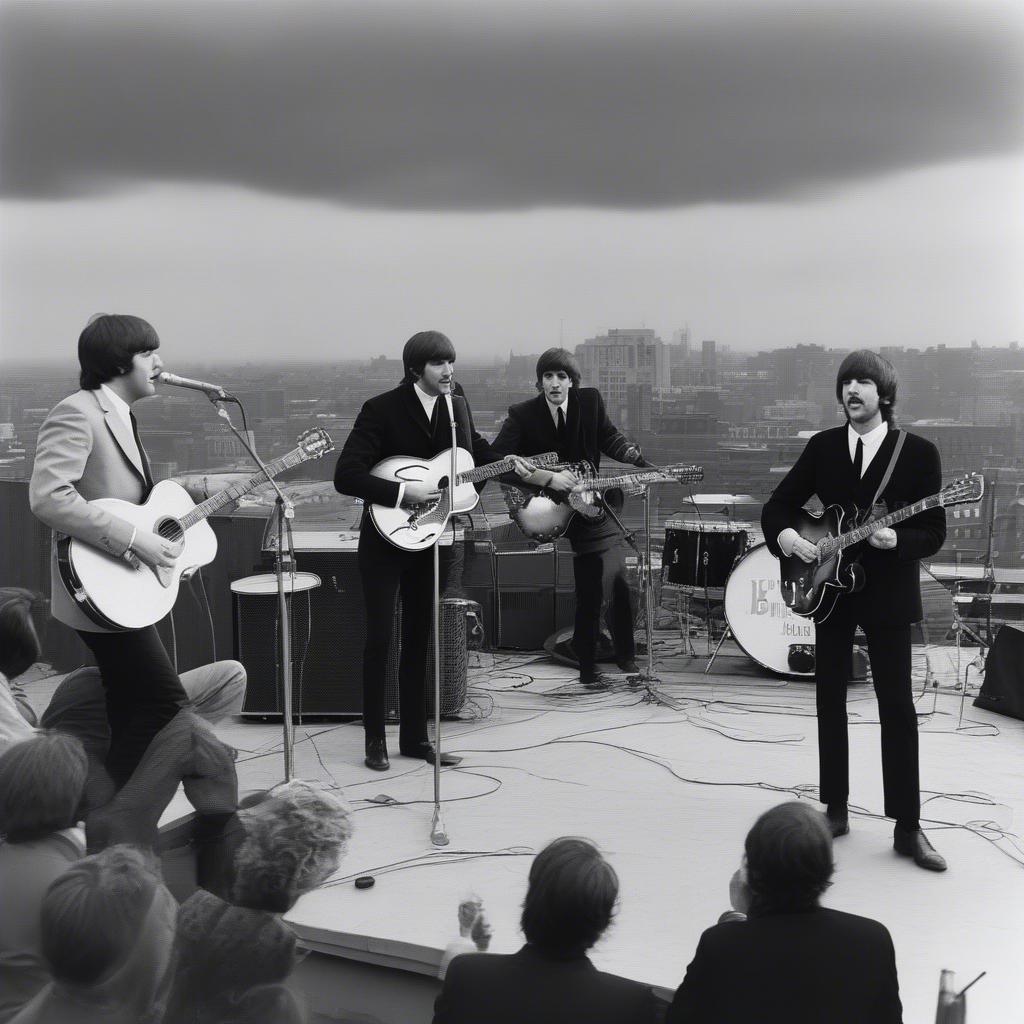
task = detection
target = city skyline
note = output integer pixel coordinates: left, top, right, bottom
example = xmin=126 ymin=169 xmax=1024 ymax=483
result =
xmin=2 ymin=1 xmax=1022 ymax=362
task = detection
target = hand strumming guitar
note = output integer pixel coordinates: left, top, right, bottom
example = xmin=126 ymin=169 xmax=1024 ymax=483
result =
xmin=544 ymin=469 xmax=579 ymax=494
xmin=402 ymin=481 xmax=442 ymax=507
xmin=779 ymin=527 xmax=819 ymax=564
xmin=868 ymin=528 xmax=897 ymax=550
xmin=130 ymin=530 xmax=178 ymax=570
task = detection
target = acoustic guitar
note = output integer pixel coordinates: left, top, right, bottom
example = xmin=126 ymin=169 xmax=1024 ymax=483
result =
xmin=58 ymin=428 xmax=334 ymax=631
xmin=777 ymin=473 xmax=984 ymax=622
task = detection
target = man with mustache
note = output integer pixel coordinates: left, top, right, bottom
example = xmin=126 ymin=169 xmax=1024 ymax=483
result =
xmin=761 ymin=350 xmax=948 ymax=870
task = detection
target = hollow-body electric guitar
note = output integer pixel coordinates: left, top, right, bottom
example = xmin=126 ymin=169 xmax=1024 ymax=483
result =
xmin=503 ymin=462 xmax=705 ymax=543
xmin=58 ymin=428 xmax=334 ymax=631
xmin=369 ymin=450 xmax=560 ymax=550
xmin=778 ymin=473 xmax=984 ymax=622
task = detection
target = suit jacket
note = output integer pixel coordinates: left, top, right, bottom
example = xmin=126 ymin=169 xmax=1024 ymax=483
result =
xmin=491 ymin=388 xmax=636 ymax=471
xmin=667 ymin=908 xmax=902 ymax=1024
xmin=432 ymin=944 xmax=659 ymax=1024
xmin=760 ymin=426 xmax=945 ymax=624
xmin=333 ymin=382 xmax=495 ymax=555
xmin=29 ymin=389 xmax=153 ymax=632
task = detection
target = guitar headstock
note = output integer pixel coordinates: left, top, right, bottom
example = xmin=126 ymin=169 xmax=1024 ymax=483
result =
xmin=295 ymin=428 xmax=335 ymax=461
xmin=663 ymin=463 xmax=705 ymax=484
xmin=940 ymin=473 xmax=984 ymax=507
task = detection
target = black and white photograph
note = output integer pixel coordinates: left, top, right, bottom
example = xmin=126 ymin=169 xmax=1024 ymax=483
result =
xmin=1 ymin=1 xmax=1022 ymax=1021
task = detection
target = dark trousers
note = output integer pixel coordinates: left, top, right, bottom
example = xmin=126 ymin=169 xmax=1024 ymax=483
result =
xmin=76 ymin=626 xmax=188 ymax=789
xmin=359 ymin=537 xmax=452 ymax=745
xmin=572 ymin=544 xmax=635 ymax=673
xmin=814 ymin=617 xmax=920 ymax=825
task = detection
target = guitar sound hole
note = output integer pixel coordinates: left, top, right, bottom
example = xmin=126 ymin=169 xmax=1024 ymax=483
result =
xmin=156 ymin=518 xmax=184 ymax=544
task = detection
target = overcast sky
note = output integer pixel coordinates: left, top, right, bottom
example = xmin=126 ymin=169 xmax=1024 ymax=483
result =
xmin=2 ymin=0 xmax=1022 ymax=363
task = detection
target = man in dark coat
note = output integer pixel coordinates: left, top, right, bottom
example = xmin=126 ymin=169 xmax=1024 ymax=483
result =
xmin=761 ymin=350 xmax=947 ymax=870
xmin=668 ymin=802 xmax=903 ymax=1024
xmin=492 ymin=348 xmax=646 ymax=687
xmin=334 ymin=331 xmax=529 ymax=770
xmin=433 ymin=837 xmax=658 ymax=1024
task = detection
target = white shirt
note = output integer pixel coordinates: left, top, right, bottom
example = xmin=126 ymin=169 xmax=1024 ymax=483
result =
xmin=546 ymin=397 xmax=568 ymax=428
xmin=848 ymin=419 xmax=888 ymax=477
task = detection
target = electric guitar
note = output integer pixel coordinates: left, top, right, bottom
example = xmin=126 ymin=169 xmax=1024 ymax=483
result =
xmin=369 ymin=450 xmax=560 ymax=550
xmin=57 ymin=428 xmax=334 ymax=631
xmin=778 ymin=473 xmax=984 ymax=622
xmin=504 ymin=462 xmax=704 ymax=543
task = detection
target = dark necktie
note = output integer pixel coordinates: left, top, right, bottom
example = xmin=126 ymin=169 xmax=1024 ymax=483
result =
xmin=130 ymin=411 xmax=153 ymax=488
xmin=429 ymin=398 xmax=439 ymax=432
xmin=852 ymin=437 xmax=864 ymax=479
xmin=556 ymin=405 xmax=565 ymax=441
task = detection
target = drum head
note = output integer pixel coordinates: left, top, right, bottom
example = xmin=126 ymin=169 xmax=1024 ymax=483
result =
xmin=724 ymin=544 xmax=815 ymax=676
xmin=230 ymin=572 xmax=321 ymax=596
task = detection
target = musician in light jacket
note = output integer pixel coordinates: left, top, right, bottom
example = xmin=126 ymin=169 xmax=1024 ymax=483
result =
xmin=28 ymin=314 xmax=242 ymax=792
xmin=492 ymin=349 xmax=646 ymax=689
xmin=334 ymin=331 xmax=529 ymax=771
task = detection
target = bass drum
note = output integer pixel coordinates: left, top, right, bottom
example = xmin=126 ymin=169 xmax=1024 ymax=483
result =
xmin=724 ymin=543 xmax=816 ymax=677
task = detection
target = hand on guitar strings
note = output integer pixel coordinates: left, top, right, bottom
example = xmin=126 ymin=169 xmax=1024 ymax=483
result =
xmin=509 ymin=456 xmax=537 ymax=479
xmin=131 ymin=530 xmax=178 ymax=570
xmin=544 ymin=469 xmax=579 ymax=494
xmin=784 ymin=530 xmax=819 ymax=564
xmin=401 ymin=481 xmax=442 ymax=507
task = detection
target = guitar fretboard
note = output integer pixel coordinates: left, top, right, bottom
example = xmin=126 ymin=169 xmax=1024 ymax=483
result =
xmin=455 ymin=451 xmax=558 ymax=486
xmin=178 ymin=448 xmax=308 ymax=530
xmin=817 ymin=495 xmax=940 ymax=559
xmin=578 ymin=467 xmax=702 ymax=491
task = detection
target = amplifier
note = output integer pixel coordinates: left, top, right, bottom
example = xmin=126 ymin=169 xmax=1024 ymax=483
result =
xmin=236 ymin=549 xmax=473 ymax=717
xmin=494 ymin=548 xmax=556 ymax=649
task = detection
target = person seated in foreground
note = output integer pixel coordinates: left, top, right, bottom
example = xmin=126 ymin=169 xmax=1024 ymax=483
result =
xmin=439 ymin=894 xmax=493 ymax=980
xmin=0 ymin=733 xmax=89 ymax=1023
xmin=432 ymin=836 xmax=658 ymax=1024
xmin=10 ymin=845 xmax=177 ymax=1024
xmin=163 ymin=779 xmax=353 ymax=1023
xmin=667 ymin=801 xmax=903 ymax=1024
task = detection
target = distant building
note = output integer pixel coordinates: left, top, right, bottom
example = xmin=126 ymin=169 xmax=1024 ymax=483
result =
xmin=576 ymin=329 xmax=671 ymax=421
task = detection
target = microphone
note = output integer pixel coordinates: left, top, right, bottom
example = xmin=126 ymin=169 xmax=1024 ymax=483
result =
xmin=158 ymin=371 xmax=233 ymax=400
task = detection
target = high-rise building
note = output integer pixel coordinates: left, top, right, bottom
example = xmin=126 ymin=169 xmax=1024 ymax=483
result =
xmin=575 ymin=329 xmax=670 ymax=421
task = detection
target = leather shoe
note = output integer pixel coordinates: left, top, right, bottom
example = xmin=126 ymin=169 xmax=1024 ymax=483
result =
xmin=616 ymin=658 xmax=640 ymax=673
xmin=894 ymin=825 xmax=947 ymax=872
xmin=364 ymin=737 xmax=390 ymax=771
xmin=579 ymin=670 xmax=612 ymax=690
xmin=826 ymin=805 xmax=849 ymax=838
xmin=399 ymin=741 xmax=462 ymax=766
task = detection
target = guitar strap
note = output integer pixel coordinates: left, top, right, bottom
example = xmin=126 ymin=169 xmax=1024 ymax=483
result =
xmin=868 ymin=429 xmax=906 ymax=512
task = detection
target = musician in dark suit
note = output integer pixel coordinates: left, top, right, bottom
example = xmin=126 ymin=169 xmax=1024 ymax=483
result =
xmin=433 ymin=837 xmax=659 ymax=1024
xmin=492 ymin=349 xmax=645 ymax=687
xmin=334 ymin=331 xmax=530 ymax=770
xmin=667 ymin=802 xmax=903 ymax=1023
xmin=29 ymin=315 xmax=189 ymax=791
xmin=761 ymin=350 xmax=947 ymax=870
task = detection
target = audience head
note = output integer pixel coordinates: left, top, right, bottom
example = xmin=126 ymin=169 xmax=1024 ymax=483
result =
xmin=41 ymin=845 xmax=176 ymax=1013
xmin=535 ymin=347 xmax=582 ymax=390
xmin=457 ymin=893 xmax=483 ymax=933
xmin=743 ymin=802 xmax=834 ymax=917
xmin=521 ymin=837 xmax=618 ymax=959
xmin=0 ymin=732 xmax=88 ymax=842
xmin=0 ymin=587 xmax=42 ymax=679
xmin=232 ymin=779 xmax=353 ymax=912
xmin=78 ymin=313 xmax=161 ymax=390
xmin=835 ymin=348 xmax=898 ymax=424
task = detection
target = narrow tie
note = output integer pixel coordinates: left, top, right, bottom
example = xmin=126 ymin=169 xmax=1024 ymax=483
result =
xmin=130 ymin=411 xmax=153 ymax=488
xmin=429 ymin=399 xmax=439 ymax=432
xmin=556 ymin=405 xmax=566 ymax=441
xmin=852 ymin=437 xmax=864 ymax=479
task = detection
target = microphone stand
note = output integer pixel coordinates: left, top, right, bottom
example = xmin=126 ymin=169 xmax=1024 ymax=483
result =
xmin=210 ymin=396 xmax=297 ymax=781
xmin=430 ymin=398 xmax=457 ymax=848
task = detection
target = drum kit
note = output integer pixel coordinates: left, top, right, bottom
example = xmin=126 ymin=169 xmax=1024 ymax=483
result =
xmin=662 ymin=520 xmax=817 ymax=677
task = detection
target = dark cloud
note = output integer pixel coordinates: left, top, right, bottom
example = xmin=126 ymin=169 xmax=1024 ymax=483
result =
xmin=2 ymin=0 xmax=1022 ymax=209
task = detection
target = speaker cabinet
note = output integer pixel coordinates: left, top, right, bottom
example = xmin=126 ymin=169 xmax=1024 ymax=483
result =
xmin=975 ymin=625 xmax=1024 ymax=721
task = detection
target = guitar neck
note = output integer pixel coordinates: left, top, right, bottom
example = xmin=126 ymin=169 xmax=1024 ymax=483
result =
xmin=456 ymin=452 xmax=557 ymax=486
xmin=827 ymin=494 xmax=942 ymax=554
xmin=583 ymin=469 xmax=698 ymax=490
xmin=178 ymin=448 xmax=307 ymax=529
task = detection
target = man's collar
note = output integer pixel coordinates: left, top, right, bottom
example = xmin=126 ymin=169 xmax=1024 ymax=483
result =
xmin=100 ymin=383 xmax=132 ymax=423
xmin=848 ymin=419 xmax=887 ymax=446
